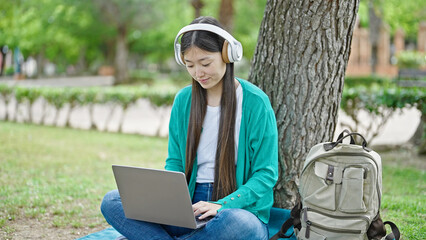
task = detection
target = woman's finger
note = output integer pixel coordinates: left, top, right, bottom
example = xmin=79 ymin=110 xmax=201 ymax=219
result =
xmin=199 ymin=210 xmax=216 ymax=219
xmin=194 ymin=206 xmax=210 ymax=216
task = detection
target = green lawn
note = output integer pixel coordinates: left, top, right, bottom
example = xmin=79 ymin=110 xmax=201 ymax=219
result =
xmin=0 ymin=122 xmax=168 ymax=239
xmin=0 ymin=122 xmax=425 ymax=239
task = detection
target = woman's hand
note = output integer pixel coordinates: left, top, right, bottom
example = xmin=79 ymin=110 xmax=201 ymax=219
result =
xmin=192 ymin=201 xmax=222 ymax=219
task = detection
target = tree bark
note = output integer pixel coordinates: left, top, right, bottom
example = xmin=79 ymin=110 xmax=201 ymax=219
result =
xmin=249 ymin=0 xmax=360 ymax=208
xmin=114 ymin=25 xmax=129 ymax=84
xmin=219 ymin=0 xmax=234 ymax=33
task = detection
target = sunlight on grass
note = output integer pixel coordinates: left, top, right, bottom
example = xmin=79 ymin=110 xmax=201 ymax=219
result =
xmin=380 ymin=165 xmax=426 ymax=239
xmin=0 ymin=121 xmax=168 ymax=233
xmin=0 ymin=122 xmax=425 ymax=239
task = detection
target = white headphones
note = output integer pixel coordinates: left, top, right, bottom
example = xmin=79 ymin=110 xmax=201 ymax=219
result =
xmin=174 ymin=23 xmax=243 ymax=66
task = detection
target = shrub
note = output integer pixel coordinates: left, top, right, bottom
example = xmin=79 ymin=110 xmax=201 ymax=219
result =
xmin=397 ymin=51 xmax=426 ymax=69
xmin=344 ymin=76 xmax=392 ymax=88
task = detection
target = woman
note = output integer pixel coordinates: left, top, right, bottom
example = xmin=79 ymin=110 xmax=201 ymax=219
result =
xmin=101 ymin=16 xmax=278 ymax=240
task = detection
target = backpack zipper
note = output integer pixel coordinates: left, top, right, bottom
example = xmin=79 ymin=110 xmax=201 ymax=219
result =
xmin=307 ymin=220 xmax=362 ymax=234
xmin=303 ymin=208 xmax=363 ymax=237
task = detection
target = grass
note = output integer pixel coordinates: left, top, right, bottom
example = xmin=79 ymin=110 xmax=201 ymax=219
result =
xmin=379 ymin=150 xmax=426 ymax=239
xmin=0 ymin=121 xmax=168 ymax=239
xmin=0 ymin=121 xmax=425 ymax=239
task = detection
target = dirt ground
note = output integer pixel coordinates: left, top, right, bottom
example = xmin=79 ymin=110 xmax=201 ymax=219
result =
xmin=2 ymin=217 xmax=108 ymax=240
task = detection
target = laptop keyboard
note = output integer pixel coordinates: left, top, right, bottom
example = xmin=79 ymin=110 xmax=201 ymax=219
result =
xmin=195 ymin=215 xmax=213 ymax=228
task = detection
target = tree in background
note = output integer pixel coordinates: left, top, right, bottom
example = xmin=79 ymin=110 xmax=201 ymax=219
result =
xmin=219 ymin=0 xmax=234 ymax=33
xmin=368 ymin=0 xmax=383 ymax=74
xmin=0 ymin=0 xmax=108 ymax=77
xmin=129 ymin=1 xmax=193 ymax=67
xmin=92 ymin=0 xmax=160 ymax=84
xmin=191 ymin=0 xmax=205 ymax=18
xmin=0 ymin=0 xmax=269 ymax=80
xmin=249 ymin=0 xmax=360 ymax=207
xmin=233 ymin=0 xmax=267 ymax=61
xmin=368 ymin=0 xmax=425 ymax=42
xmin=357 ymin=0 xmax=426 ymax=54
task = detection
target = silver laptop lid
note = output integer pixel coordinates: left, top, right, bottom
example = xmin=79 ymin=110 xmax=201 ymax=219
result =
xmin=112 ymin=165 xmax=197 ymax=229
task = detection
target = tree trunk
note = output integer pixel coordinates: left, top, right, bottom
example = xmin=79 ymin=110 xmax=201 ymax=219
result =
xmin=249 ymin=0 xmax=360 ymax=208
xmin=191 ymin=0 xmax=204 ymax=18
xmin=64 ymin=103 xmax=75 ymax=128
xmin=4 ymin=97 xmax=10 ymax=121
xmin=0 ymin=46 xmax=6 ymax=76
xmin=368 ymin=0 xmax=382 ymax=74
xmin=114 ymin=26 xmax=129 ymax=85
xmin=76 ymin=47 xmax=87 ymax=75
xmin=118 ymin=105 xmax=128 ymax=133
xmin=411 ymin=111 xmax=426 ymax=155
xmin=36 ymin=49 xmax=45 ymax=78
xmin=88 ymin=104 xmax=97 ymax=130
xmin=219 ymin=0 xmax=234 ymax=33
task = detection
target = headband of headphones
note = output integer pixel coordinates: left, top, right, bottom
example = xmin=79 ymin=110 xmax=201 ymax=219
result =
xmin=174 ymin=23 xmax=243 ymax=66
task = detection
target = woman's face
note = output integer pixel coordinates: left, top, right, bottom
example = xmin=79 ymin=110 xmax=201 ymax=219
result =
xmin=183 ymin=46 xmax=226 ymax=91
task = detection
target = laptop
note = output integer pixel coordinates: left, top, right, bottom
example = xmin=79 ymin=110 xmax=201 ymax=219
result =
xmin=112 ymin=165 xmax=212 ymax=229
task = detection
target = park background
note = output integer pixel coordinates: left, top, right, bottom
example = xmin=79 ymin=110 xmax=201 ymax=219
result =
xmin=0 ymin=0 xmax=425 ymax=239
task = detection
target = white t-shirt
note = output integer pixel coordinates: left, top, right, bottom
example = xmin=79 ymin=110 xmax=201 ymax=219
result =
xmin=196 ymin=84 xmax=243 ymax=183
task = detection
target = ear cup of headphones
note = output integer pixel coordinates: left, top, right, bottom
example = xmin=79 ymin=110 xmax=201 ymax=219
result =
xmin=221 ymin=41 xmax=231 ymax=64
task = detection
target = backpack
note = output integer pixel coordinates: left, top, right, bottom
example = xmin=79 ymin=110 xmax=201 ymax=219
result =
xmin=270 ymin=130 xmax=400 ymax=240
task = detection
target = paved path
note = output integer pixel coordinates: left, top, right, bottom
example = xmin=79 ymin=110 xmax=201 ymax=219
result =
xmin=0 ymin=76 xmax=421 ymax=145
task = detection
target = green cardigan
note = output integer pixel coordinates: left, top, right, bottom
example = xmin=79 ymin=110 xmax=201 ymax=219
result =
xmin=165 ymin=78 xmax=278 ymax=224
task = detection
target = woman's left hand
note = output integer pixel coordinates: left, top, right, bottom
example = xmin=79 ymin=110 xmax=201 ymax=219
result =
xmin=192 ymin=201 xmax=222 ymax=219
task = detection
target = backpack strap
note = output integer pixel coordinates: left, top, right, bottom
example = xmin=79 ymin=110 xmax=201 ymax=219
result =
xmin=269 ymin=200 xmax=302 ymax=240
xmin=269 ymin=217 xmax=295 ymax=240
xmin=336 ymin=129 xmax=356 ymax=144
xmin=383 ymin=221 xmax=401 ymax=240
xmin=324 ymin=132 xmax=371 ymax=152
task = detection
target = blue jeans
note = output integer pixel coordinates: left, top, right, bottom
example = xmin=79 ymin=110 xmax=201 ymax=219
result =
xmin=101 ymin=183 xmax=269 ymax=240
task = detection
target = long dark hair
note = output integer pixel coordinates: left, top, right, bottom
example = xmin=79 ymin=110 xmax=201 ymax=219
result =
xmin=181 ymin=16 xmax=236 ymax=201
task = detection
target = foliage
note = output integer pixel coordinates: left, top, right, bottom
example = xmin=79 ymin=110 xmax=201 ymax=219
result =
xmin=0 ymin=0 xmax=268 ymax=76
xmin=0 ymin=85 xmax=175 ymax=108
xmin=342 ymin=85 xmax=425 ymax=113
xmin=129 ymin=0 xmax=193 ymax=63
xmin=344 ymin=76 xmax=392 ymax=88
xmin=0 ymin=84 xmax=176 ymax=133
xmin=4 ymin=67 xmax=14 ymax=76
xmin=380 ymin=0 xmax=426 ymax=41
xmin=340 ymin=84 xmax=425 ymax=144
xmin=1 ymin=80 xmax=425 ymax=141
xmin=234 ymin=0 xmax=267 ymax=59
xmin=129 ymin=69 xmax=157 ymax=85
xmin=397 ymin=51 xmax=426 ymax=69
xmin=0 ymin=0 xmax=108 ymax=70
xmin=359 ymin=0 xmax=426 ymax=41
xmin=0 ymin=84 xmax=13 ymax=98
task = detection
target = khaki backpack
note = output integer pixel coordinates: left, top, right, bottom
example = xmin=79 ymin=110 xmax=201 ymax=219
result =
xmin=270 ymin=131 xmax=400 ymax=240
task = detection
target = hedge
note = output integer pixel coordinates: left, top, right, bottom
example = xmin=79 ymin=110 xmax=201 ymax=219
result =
xmin=0 ymin=83 xmax=424 ymax=143
xmin=0 ymin=84 xmax=176 ymax=134
xmin=341 ymin=85 xmax=425 ymax=148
